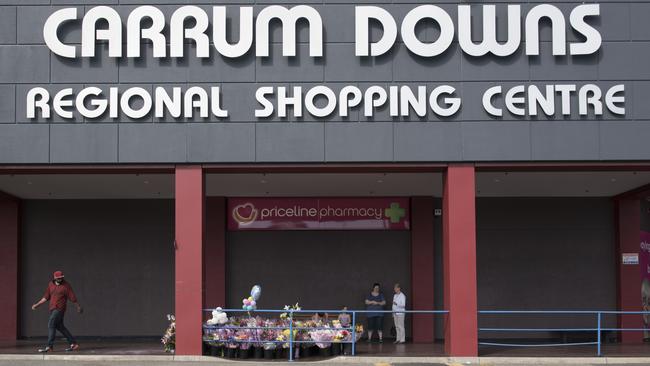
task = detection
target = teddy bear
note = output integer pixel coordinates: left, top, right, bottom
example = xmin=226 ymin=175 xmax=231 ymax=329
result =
xmin=206 ymin=307 xmax=228 ymax=325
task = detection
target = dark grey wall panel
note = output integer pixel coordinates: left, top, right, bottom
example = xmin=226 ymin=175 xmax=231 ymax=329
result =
xmin=531 ymin=121 xmax=600 ymax=161
xmin=476 ymin=197 xmax=617 ymax=338
xmin=0 ymin=125 xmax=49 ymax=163
xmin=50 ymin=124 xmax=118 ymax=163
xmin=642 ymin=199 xmax=650 ymax=233
xmin=187 ymin=123 xmax=256 ymax=162
xmin=324 ymin=122 xmax=393 ymax=162
xmin=0 ymin=7 xmax=16 ymax=44
xmin=256 ymin=123 xmax=325 ymax=162
xmin=20 ymin=199 xmax=174 ymax=337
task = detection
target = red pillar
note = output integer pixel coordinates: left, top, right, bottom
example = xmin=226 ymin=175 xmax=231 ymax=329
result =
xmin=410 ymin=197 xmax=435 ymax=343
xmin=175 ymin=166 xmax=205 ymax=355
xmin=204 ymin=197 xmax=226 ymax=309
xmin=0 ymin=194 xmax=19 ymax=341
xmin=443 ymin=165 xmax=478 ymax=356
xmin=615 ymin=198 xmax=643 ymax=343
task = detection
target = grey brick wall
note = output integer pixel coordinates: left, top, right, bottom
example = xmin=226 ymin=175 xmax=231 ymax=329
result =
xmin=0 ymin=1 xmax=649 ymax=163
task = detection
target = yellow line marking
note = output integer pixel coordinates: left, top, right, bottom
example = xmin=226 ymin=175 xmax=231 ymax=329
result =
xmin=375 ymin=363 xmax=391 ymax=366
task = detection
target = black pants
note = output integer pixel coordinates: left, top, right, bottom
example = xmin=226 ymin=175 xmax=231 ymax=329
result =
xmin=47 ymin=310 xmax=76 ymax=347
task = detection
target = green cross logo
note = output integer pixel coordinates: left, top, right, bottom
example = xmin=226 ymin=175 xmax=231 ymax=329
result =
xmin=384 ymin=202 xmax=405 ymax=223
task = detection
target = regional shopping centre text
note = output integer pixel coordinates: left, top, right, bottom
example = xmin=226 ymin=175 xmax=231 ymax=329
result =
xmin=27 ymin=4 xmax=626 ymax=120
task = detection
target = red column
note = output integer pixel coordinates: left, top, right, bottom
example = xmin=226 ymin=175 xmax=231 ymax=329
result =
xmin=443 ymin=165 xmax=478 ymax=356
xmin=0 ymin=194 xmax=19 ymax=341
xmin=615 ymin=198 xmax=643 ymax=343
xmin=204 ymin=197 xmax=226 ymax=309
xmin=175 ymin=166 xmax=205 ymax=355
xmin=410 ymin=197 xmax=435 ymax=343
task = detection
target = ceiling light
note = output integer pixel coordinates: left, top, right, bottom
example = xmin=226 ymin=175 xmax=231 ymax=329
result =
xmin=377 ymin=179 xmax=384 ymax=183
xmin=260 ymin=179 xmax=268 ymax=184
xmin=610 ymin=178 xmax=617 ymax=182
xmin=27 ymin=181 xmax=32 ymax=185
xmin=494 ymin=178 xmax=500 ymax=183
xmin=143 ymin=180 xmax=149 ymax=184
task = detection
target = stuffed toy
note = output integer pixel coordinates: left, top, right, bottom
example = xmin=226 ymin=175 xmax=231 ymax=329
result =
xmin=207 ymin=307 xmax=228 ymax=325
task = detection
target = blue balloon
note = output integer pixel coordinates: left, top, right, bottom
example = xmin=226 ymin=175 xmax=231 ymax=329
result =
xmin=250 ymin=285 xmax=262 ymax=301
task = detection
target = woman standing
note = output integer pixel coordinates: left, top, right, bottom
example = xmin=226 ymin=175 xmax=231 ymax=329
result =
xmin=364 ymin=283 xmax=386 ymax=343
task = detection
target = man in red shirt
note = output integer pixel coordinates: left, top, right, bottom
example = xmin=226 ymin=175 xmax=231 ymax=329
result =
xmin=31 ymin=271 xmax=82 ymax=353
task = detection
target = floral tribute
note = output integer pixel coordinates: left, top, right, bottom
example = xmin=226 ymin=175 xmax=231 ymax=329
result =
xmin=202 ymin=302 xmax=363 ymax=358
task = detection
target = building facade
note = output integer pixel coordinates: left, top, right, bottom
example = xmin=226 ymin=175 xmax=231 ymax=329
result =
xmin=0 ymin=0 xmax=650 ymax=357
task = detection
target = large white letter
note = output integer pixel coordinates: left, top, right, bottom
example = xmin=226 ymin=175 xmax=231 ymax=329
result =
xmin=570 ymin=4 xmax=601 ymax=55
xmin=482 ymin=86 xmax=503 ymax=117
xmin=525 ymin=4 xmax=566 ymax=56
xmin=127 ymin=6 xmax=166 ymax=58
xmin=26 ymin=88 xmax=50 ymax=119
xmin=255 ymin=87 xmax=275 ymax=118
xmin=256 ymin=6 xmax=323 ymax=57
xmin=401 ymin=5 xmax=454 ymax=57
xmin=76 ymin=87 xmax=107 ymax=119
xmin=458 ymin=5 xmax=521 ymax=57
xmin=44 ymin=8 xmax=78 ymax=58
xmin=82 ymin=6 xmax=122 ymax=57
xmin=170 ymin=6 xmax=210 ymax=58
xmin=355 ymin=6 xmax=397 ymax=57
xmin=213 ymin=6 xmax=254 ymax=58
xmin=605 ymin=84 xmax=625 ymax=115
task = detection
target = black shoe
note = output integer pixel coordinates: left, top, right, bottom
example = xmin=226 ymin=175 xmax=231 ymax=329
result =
xmin=378 ymin=339 xmax=383 ymax=343
xmin=38 ymin=346 xmax=53 ymax=353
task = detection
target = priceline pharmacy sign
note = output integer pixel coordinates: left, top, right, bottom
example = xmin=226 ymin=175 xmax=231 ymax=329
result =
xmin=28 ymin=4 xmax=625 ymax=121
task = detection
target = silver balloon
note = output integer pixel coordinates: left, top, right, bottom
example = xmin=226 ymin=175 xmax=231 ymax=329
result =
xmin=250 ymin=285 xmax=262 ymax=301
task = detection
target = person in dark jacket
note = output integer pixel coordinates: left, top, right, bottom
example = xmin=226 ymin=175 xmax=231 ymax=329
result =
xmin=32 ymin=271 xmax=83 ymax=353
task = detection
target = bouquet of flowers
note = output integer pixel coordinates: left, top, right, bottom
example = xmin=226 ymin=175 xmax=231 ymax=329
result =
xmin=280 ymin=303 xmax=301 ymax=320
xmin=235 ymin=327 xmax=253 ymax=350
xmin=308 ymin=327 xmax=335 ymax=348
xmin=161 ymin=314 xmax=175 ymax=353
xmin=355 ymin=324 xmax=364 ymax=341
xmin=334 ymin=329 xmax=350 ymax=342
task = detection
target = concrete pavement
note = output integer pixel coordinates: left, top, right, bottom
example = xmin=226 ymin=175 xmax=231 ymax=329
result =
xmin=2 ymin=355 xmax=650 ymax=365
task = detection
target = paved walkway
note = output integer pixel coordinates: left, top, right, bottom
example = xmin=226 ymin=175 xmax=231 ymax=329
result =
xmin=1 ymin=355 xmax=650 ymax=365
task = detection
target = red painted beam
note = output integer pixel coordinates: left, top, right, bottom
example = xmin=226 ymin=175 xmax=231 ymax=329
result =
xmin=476 ymin=162 xmax=650 ymax=172
xmin=443 ymin=165 xmax=478 ymax=356
xmin=0 ymin=194 xmax=19 ymax=341
xmin=615 ymin=198 xmax=644 ymax=343
xmin=410 ymin=197 xmax=435 ymax=343
xmin=175 ymin=166 xmax=205 ymax=356
xmin=204 ymin=197 xmax=226 ymax=309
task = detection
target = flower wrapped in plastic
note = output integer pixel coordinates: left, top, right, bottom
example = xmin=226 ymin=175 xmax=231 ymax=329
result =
xmin=354 ymin=324 xmax=364 ymax=342
xmin=235 ymin=327 xmax=253 ymax=350
xmin=161 ymin=314 xmax=175 ymax=353
xmin=334 ymin=329 xmax=350 ymax=342
xmin=308 ymin=327 xmax=335 ymax=349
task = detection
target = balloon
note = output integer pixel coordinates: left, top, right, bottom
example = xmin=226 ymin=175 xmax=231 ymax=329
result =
xmin=250 ymin=285 xmax=262 ymax=301
xmin=250 ymin=300 xmax=256 ymax=307
xmin=244 ymin=299 xmax=251 ymax=306
xmin=242 ymin=299 xmax=247 ymax=304
xmin=248 ymin=296 xmax=254 ymax=302
xmin=242 ymin=304 xmax=247 ymax=309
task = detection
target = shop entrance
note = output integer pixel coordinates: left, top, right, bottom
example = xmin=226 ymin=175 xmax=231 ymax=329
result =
xmin=205 ymin=172 xmax=444 ymax=343
xmin=227 ymin=230 xmax=411 ymax=335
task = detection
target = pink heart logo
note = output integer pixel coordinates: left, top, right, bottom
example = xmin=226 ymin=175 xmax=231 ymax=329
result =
xmin=233 ymin=203 xmax=258 ymax=225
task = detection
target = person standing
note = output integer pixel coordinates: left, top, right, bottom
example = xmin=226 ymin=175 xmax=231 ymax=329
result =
xmin=392 ymin=283 xmax=406 ymax=344
xmin=365 ymin=283 xmax=386 ymax=343
xmin=32 ymin=271 xmax=82 ymax=353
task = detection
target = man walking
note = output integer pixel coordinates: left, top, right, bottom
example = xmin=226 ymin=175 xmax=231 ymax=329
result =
xmin=32 ymin=271 xmax=82 ymax=353
xmin=392 ymin=283 xmax=406 ymax=344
